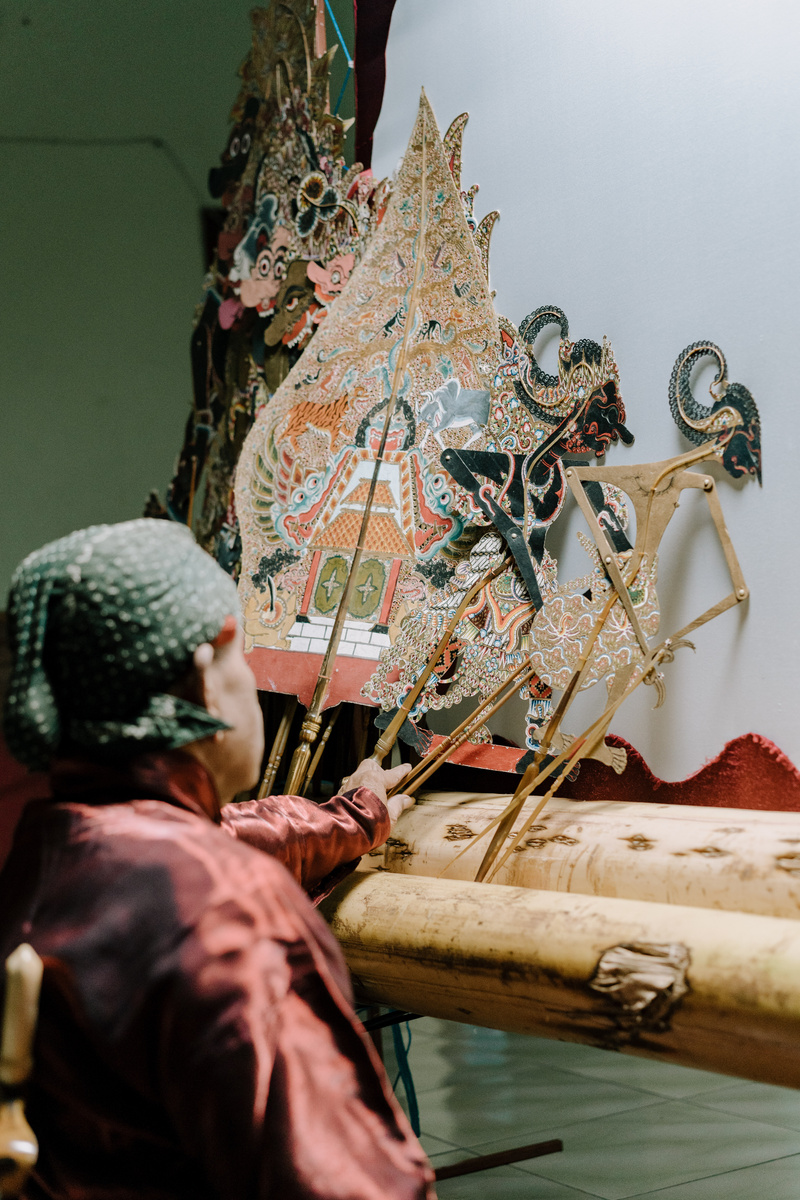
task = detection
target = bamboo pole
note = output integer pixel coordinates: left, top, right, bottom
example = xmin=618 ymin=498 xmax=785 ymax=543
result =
xmin=258 ymin=695 xmax=298 ymax=799
xmin=320 ymin=872 xmax=800 ymax=1088
xmin=373 ymin=790 xmax=800 ymax=920
xmin=478 ymin=643 xmax=675 ymax=883
xmin=282 ymin=107 xmax=431 ymax=797
xmin=0 ymin=944 xmax=43 ymax=1197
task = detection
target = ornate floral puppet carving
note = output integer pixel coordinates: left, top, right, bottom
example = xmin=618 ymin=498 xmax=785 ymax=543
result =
xmin=541 ymin=340 xmax=761 ymax=708
xmin=379 ymin=339 xmax=762 ymax=874
xmin=164 ymin=3 xmax=390 ymax=576
xmin=235 ymin=92 xmax=504 ymax=717
xmin=364 ymin=306 xmax=636 ymax=763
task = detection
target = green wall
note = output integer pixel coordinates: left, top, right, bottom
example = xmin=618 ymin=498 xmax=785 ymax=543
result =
xmin=0 ymin=0 xmax=354 ymax=594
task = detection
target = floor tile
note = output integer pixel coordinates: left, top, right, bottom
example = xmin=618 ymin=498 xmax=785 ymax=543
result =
xmin=416 ymin=1064 xmax=654 ymax=1146
xmin=384 ymin=1020 xmax=557 ymax=1098
xmin=417 ymin=1132 xmax=461 ymax=1158
xmin=482 ymin=1099 xmax=800 ymax=1199
xmin=405 ymin=1024 xmax=730 ymax=1100
xmin=621 ymin=1151 xmax=800 ymax=1199
xmin=434 ymin=1164 xmax=598 ymax=1199
xmin=536 ymin=1043 xmax=730 ymax=1099
xmin=691 ymin=1079 xmax=800 ymax=1130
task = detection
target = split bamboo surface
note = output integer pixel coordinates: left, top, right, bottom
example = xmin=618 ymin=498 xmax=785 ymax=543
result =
xmin=320 ymin=871 xmax=800 ymax=1088
xmin=368 ymin=791 xmax=800 ymax=918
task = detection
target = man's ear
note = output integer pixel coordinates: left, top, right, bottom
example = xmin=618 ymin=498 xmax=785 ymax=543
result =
xmin=192 ymin=642 xmax=219 ymax=716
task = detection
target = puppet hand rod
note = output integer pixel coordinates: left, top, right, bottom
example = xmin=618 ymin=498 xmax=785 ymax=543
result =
xmin=387 ymin=656 xmax=539 ymax=798
xmin=371 ymin=556 xmax=511 ymax=764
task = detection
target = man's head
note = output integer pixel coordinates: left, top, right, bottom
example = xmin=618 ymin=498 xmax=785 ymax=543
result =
xmin=4 ymin=520 xmax=263 ymax=807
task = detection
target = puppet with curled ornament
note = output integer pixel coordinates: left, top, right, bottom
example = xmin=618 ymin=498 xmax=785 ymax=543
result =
xmin=454 ymin=339 xmax=763 ymax=883
xmin=378 ymin=337 xmax=763 ymax=887
xmin=364 ymin=305 xmax=636 ymax=772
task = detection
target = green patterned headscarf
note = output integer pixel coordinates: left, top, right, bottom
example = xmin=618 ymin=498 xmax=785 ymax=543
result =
xmin=4 ymin=519 xmax=240 ymax=771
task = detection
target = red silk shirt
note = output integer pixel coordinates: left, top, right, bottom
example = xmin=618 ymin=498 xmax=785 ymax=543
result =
xmin=0 ymin=751 xmax=435 ymax=1200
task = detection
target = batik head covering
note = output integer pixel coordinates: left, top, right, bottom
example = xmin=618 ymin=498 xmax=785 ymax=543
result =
xmin=4 ymin=519 xmax=240 ymax=771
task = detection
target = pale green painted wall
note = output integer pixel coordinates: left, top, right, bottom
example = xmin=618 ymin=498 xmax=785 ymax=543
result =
xmin=0 ymin=0 xmax=354 ymax=594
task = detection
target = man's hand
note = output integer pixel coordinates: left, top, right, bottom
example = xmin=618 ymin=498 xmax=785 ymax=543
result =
xmin=342 ymin=759 xmax=416 ymax=826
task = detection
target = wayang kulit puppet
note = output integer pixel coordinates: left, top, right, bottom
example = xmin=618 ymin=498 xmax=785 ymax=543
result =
xmin=364 ymin=305 xmax=636 ymax=770
xmin=169 ymin=8 xmax=763 ymax=812
xmin=235 ymin=91 xmax=508 ymax=793
xmin=409 ymin=340 xmax=763 ymax=884
xmin=164 ymin=2 xmax=390 ymax=575
xmin=234 ymin=78 xmax=763 ymax=801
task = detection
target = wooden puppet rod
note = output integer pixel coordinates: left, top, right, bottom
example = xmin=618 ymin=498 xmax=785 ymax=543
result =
xmin=370 ymin=556 xmax=512 ymax=764
xmin=476 ymin=643 xmax=679 ymax=884
xmin=258 ymin=695 xmax=299 ymax=799
xmin=302 ymin=704 xmax=341 ymax=795
xmin=282 ymin=108 xmax=431 ymax=796
xmin=388 ymin=655 xmax=541 ymax=798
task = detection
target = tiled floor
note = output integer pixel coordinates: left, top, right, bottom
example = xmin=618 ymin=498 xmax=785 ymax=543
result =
xmin=381 ymin=1018 xmax=800 ymax=1199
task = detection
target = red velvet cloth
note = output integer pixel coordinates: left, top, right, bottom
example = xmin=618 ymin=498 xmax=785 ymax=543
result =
xmin=573 ymin=732 xmax=800 ymax=811
xmin=433 ymin=730 xmax=800 ymax=812
xmin=0 ymin=751 xmax=433 ymax=1200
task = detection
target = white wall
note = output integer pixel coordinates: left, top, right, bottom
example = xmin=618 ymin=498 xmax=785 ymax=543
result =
xmin=372 ymin=0 xmax=800 ymax=778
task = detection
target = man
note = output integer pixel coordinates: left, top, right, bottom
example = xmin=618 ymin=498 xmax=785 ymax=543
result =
xmin=1 ymin=519 xmax=435 ymax=1199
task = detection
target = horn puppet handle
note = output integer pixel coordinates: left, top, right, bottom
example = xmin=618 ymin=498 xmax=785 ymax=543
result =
xmin=0 ymin=944 xmax=43 ymax=1196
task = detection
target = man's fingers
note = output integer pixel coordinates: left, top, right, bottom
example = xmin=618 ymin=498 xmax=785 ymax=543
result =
xmin=386 ymin=792 xmax=415 ymax=825
xmin=382 ymin=762 xmax=412 ymax=789
xmin=342 ymin=759 xmax=412 ymax=807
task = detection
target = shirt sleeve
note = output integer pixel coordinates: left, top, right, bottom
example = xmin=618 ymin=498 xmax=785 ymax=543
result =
xmin=219 ymin=787 xmax=390 ymax=900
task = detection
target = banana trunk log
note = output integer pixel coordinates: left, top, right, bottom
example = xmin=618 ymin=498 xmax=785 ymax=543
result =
xmin=320 ymin=872 xmax=800 ymax=1088
xmin=369 ymin=791 xmax=800 ymax=918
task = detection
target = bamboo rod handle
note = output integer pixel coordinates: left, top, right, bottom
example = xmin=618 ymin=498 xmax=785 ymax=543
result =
xmin=390 ymin=657 xmax=533 ymax=794
xmin=485 ymin=646 xmax=672 ymax=883
xmin=284 ymin=711 xmax=323 ymax=796
xmin=389 ymin=662 xmax=539 ymax=798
